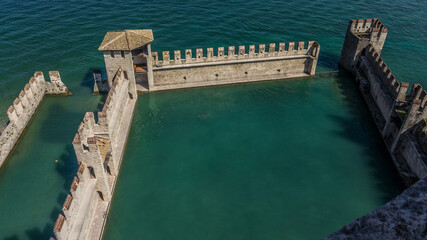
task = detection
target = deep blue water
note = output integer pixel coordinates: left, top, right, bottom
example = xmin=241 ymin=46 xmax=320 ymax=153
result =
xmin=0 ymin=0 xmax=425 ymax=239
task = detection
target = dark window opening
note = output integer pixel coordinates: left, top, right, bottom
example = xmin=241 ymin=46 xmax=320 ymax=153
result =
xmin=88 ymin=166 xmax=96 ymax=178
xmin=121 ymin=51 xmax=125 ymax=58
xmin=97 ymin=191 xmax=104 ymax=201
xmin=83 ymin=144 xmax=89 ymax=151
xmin=277 ymin=69 xmax=281 ymax=72
xmin=245 ymin=72 xmax=248 ymax=75
xmin=123 ymin=71 xmax=128 ymax=80
xmin=110 ymin=51 xmax=114 ymax=58
xmin=183 ymin=76 xmax=187 ymax=80
xmin=215 ymin=74 xmax=218 ymax=77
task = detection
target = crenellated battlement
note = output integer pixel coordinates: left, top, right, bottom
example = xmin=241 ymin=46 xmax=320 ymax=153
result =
xmin=408 ymin=86 xmax=427 ymax=114
xmin=362 ymin=46 xmax=403 ymax=100
xmin=0 ymin=71 xmax=69 ymax=168
xmin=331 ymin=19 xmax=427 ymax=238
xmin=54 ymin=214 xmax=66 ymax=234
xmin=341 ymin=18 xmax=427 ymax=185
xmin=62 ymin=194 xmax=73 ymax=211
xmin=152 ymin=41 xmax=319 ymax=67
xmin=55 ymin=64 xmax=136 ymax=240
xmin=70 ymin=176 xmax=79 ymax=192
xmin=59 ymin=107 xmax=114 ymax=239
xmin=97 ymin=28 xmax=319 ymax=92
xmin=45 ymin=71 xmax=70 ymax=95
xmin=348 ymin=18 xmax=387 ymax=35
xmin=149 ymin=41 xmax=320 ymax=90
xmin=54 ymin=28 xmax=320 ymax=240
xmin=340 ymin=19 xmax=387 ymax=71
xmin=358 ymin=44 xmax=427 ymax=129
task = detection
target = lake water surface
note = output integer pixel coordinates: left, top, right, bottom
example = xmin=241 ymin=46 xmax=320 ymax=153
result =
xmin=0 ymin=0 xmax=425 ymax=239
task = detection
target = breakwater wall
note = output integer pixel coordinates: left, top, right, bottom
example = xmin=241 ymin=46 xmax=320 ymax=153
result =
xmin=54 ymin=68 xmax=136 ymax=240
xmin=0 ymin=71 xmax=69 ymax=167
xmin=326 ymin=18 xmax=427 ymax=239
xmin=150 ymin=41 xmax=320 ymax=91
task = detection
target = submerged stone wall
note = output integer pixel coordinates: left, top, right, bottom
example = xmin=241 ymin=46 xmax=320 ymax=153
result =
xmin=151 ymin=41 xmax=320 ymax=91
xmin=0 ymin=71 xmax=69 ymax=168
xmin=54 ymin=68 xmax=137 ymax=240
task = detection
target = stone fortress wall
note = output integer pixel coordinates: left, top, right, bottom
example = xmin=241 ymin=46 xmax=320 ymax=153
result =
xmin=339 ymin=18 xmax=387 ymax=71
xmin=54 ymin=68 xmax=137 ymax=240
xmin=0 ymin=71 xmax=69 ymax=167
xmin=339 ymin=18 xmax=427 ymax=185
xmin=356 ymin=46 xmax=427 ymax=182
xmin=325 ymin=19 xmax=427 ymax=239
xmin=150 ymin=41 xmax=320 ymax=91
xmin=97 ymin=30 xmax=319 ymax=93
xmin=50 ymin=19 xmax=427 ymax=240
xmin=53 ymin=29 xmax=321 ymax=240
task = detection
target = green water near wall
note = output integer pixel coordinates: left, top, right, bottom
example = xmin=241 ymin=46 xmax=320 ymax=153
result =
xmin=0 ymin=0 xmax=425 ymax=239
xmin=102 ymin=74 xmax=403 ymax=240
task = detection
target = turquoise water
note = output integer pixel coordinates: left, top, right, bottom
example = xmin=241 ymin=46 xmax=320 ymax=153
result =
xmin=103 ymin=74 xmax=403 ymax=240
xmin=0 ymin=0 xmax=425 ymax=239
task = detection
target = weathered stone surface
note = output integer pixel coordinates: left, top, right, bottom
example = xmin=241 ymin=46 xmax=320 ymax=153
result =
xmin=100 ymin=31 xmax=320 ymax=92
xmin=151 ymin=41 xmax=320 ymax=90
xmin=336 ymin=18 xmax=427 ymax=239
xmin=340 ymin=19 xmax=427 ymax=185
xmin=55 ymin=68 xmax=137 ymax=240
xmin=339 ymin=19 xmax=387 ymax=71
xmin=325 ymin=178 xmax=427 ymax=240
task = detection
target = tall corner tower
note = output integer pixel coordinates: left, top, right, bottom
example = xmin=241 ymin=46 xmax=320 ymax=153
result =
xmin=339 ymin=18 xmax=387 ymax=72
xmin=98 ymin=29 xmax=155 ymax=91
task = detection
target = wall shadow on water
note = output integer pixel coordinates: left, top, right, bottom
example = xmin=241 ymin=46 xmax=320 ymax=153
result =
xmin=81 ymin=68 xmax=108 ymax=112
xmin=80 ymin=68 xmax=97 ymax=91
xmin=21 ymin=103 xmax=79 ymax=240
xmin=40 ymin=144 xmax=79 ymax=239
xmin=318 ymin=51 xmax=340 ymax=71
xmin=80 ymin=67 xmax=107 ymax=92
xmin=38 ymin=103 xmax=81 ymax=143
xmin=327 ymin=70 xmax=404 ymax=203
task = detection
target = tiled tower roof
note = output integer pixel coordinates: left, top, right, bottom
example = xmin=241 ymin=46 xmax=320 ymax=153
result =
xmin=98 ymin=29 xmax=154 ymax=51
